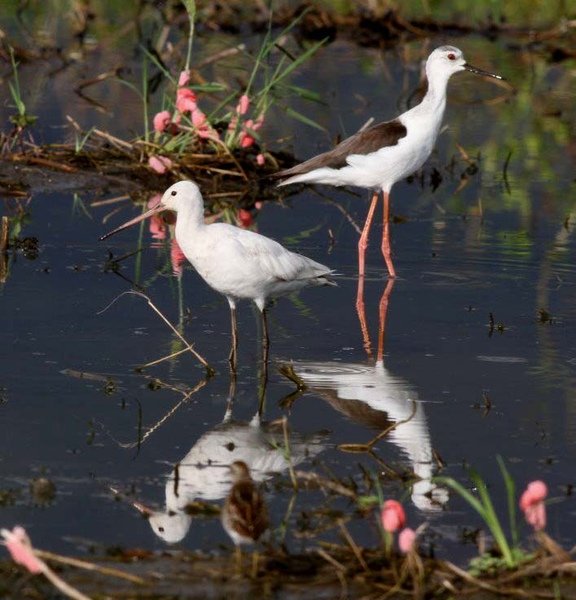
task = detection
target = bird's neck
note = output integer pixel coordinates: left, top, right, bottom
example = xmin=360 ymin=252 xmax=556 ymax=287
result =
xmin=419 ymin=68 xmax=450 ymax=116
xmin=174 ymin=203 xmax=205 ymax=240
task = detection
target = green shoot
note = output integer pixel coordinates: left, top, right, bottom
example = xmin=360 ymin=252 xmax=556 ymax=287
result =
xmin=7 ymin=47 xmax=37 ymax=129
xmin=435 ymin=459 xmax=526 ymax=570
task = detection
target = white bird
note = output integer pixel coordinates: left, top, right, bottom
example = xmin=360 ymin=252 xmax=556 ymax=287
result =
xmin=101 ymin=180 xmax=336 ymax=370
xmin=128 ymin=408 xmax=326 ymax=544
xmin=274 ymin=45 xmax=503 ymax=279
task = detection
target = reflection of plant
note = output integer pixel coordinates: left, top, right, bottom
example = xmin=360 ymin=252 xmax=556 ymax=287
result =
xmin=435 ymin=458 xmax=548 ymax=574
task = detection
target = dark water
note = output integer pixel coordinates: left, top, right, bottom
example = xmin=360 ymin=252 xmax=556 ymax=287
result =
xmin=1 ymin=12 xmax=576 ymax=568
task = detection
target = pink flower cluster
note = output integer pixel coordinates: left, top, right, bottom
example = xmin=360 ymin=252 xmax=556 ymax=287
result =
xmin=519 ymin=480 xmax=547 ymax=531
xmin=381 ymin=499 xmax=416 ymax=554
xmin=227 ymin=94 xmax=265 ymax=154
xmin=149 ymin=74 xmax=266 ymax=172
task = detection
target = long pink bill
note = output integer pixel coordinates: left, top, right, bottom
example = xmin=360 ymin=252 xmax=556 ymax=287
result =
xmin=99 ymin=203 xmax=166 ymax=241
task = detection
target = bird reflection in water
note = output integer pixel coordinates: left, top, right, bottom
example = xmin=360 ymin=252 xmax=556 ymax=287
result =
xmin=127 ymin=386 xmax=326 ymax=545
xmin=291 ymin=279 xmax=448 ymax=512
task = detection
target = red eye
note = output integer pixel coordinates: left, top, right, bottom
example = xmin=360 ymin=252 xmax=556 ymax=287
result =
xmin=448 ymin=53 xmax=456 ymax=60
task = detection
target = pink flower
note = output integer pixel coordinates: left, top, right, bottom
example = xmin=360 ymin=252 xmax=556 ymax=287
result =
xmin=148 ymin=155 xmax=172 ymax=174
xmin=239 ymin=132 xmax=255 ymax=148
xmin=256 ymin=153 xmax=265 ymax=166
xmin=192 ymin=109 xmax=207 ymax=128
xmin=237 ymin=208 xmax=252 ymax=228
xmin=153 ymin=110 xmax=172 ymax=133
xmin=178 ymin=70 xmax=191 ymax=87
xmin=171 ymin=239 xmax=186 ymax=277
xmin=227 ymin=115 xmax=239 ymax=132
xmin=381 ymin=500 xmax=406 ymax=533
xmin=236 ymin=94 xmax=250 ymax=115
xmin=1 ymin=527 xmax=44 ymax=574
xmin=176 ymin=88 xmax=197 ymax=113
xmin=520 ymin=480 xmax=548 ymax=531
xmin=398 ymin=527 xmax=417 ymax=554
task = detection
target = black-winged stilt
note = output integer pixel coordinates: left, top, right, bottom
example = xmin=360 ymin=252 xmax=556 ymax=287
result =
xmin=274 ymin=45 xmax=504 ymax=279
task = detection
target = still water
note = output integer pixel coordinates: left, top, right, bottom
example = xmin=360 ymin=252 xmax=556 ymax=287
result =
xmin=1 ymin=11 xmax=576 ymax=567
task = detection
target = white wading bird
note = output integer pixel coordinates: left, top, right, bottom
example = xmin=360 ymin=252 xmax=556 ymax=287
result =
xmin=101 ymin=180 xmax=336 ymax=370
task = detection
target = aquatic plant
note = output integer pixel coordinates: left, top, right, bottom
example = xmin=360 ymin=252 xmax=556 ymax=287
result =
xmin=144 ymin=1 xmax=326 ymax=173
xmin=435 ymin=458 xmax=543 ymax=574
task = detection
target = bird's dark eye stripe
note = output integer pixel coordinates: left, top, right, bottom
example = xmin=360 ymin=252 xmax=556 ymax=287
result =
xmin=171 ymin=190 xmax=177 ymax=196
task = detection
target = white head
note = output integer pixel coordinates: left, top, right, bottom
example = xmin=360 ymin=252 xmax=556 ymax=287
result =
xmin=148 ymin=511 xmax=192 ymax=544
xmin=159 ymin=180 xmax=203 ymax=212
xmin=426 ymin=45 xmax=502 ymax=82
xmin=100 ymin=180 xmax=204 ymax=240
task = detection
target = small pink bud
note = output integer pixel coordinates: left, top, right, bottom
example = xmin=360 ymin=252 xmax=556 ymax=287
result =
xmin=520 ymin=480 xmax=548 ymax=531
xmin=148 ymin=155 xmax=172 ymax=174
xmin=381 ymin=500 xmax=406 ymax=533
xmin=398 ymin=527 xmax=417 ymax=554
xmin=178 ymin=70 xmax=191 ymax=87
xmin=153 ymin=110 xmax=172 ymax=133
xmin=239 ymin=132 xmax=255 ymax=148
xmin=176 ymin=88 xmax=197 ymax=114
xmin=256 ymin=153 xmax=265 ymax=166
xmin=191 ymin=109 xmax=207 ymax=128
xmin=1 ymin=527 xmax=44 ymax=574
xmin=236 ymin=94 xmax=250 ymax=115
xmin=519 ymin=481 xmax=548 ymax=510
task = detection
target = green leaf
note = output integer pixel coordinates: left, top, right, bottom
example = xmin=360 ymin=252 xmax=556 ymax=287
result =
xmin=497 ymin=456 xmax=518 ymax=546
xmin=181 ymin=0 xmax=196 ymax=22
xmin=285 ymin=106 xmax=327 ymax=132
xmin=285 ymin=84 xmax=324 ymax=103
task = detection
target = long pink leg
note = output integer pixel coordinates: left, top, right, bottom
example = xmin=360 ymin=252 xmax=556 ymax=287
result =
xmin=376 ymin=278 xmax=396 ymax=363
xmin=355 ymin=275 xmax=372 ymax=358
xmin=381 ymin=191 xmax=396 ymax=278
xmin=358 ymin=190 xmax=380 ymax=278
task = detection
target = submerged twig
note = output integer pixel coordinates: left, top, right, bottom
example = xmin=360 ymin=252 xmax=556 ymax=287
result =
xmin=98 ymin=290 xmax=213 ymax=374
xmin=0 ymin=216 xmax=8 ymax=253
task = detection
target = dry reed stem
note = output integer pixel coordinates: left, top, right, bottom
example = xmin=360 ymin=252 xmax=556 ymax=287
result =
xmin=35 ymin=550 xmax=146 ymax=585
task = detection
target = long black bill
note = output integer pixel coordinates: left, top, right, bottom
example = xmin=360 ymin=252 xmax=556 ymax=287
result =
xmin=99 ymin=203 xmax=166 ymax=241
xmin=464 ymin=63 xmax=504 ymax=80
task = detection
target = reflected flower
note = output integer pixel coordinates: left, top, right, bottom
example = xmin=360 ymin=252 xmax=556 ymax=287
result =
xmin=519 ymin=480 xmax=547 ymax=531
xmin=171 ymin=239 xmax=186 ymax=277
xmin=149 ymin=214 xmax=166 ymax=240
xmin=398 ymin=527 xmax=416 ymax=554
